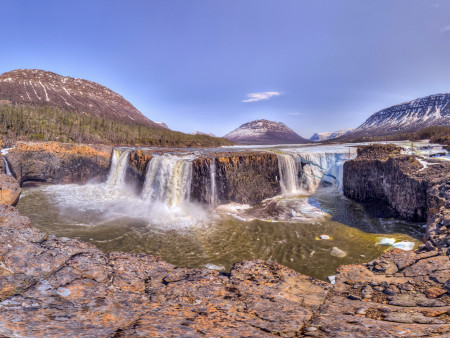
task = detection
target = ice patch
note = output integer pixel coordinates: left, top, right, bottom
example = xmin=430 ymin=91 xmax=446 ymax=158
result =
xmin=204 ymin=263 xmax=225 ymax=271
xmin=377 ymin=237 xmax=396 ymax=246
xmin=392 ymin=241 xmax=415 ymax=251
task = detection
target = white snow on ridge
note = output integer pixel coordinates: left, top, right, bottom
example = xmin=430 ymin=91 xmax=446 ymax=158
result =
xmin=310 ymin=129 xmax=354 ymax=142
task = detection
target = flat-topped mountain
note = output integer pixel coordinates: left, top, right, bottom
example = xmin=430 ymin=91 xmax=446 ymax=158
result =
xmin=224 ymin=119 xmax=307 ymax=145
xmin=310 ymin=129 xmax=353 ymax=142
xmin=349 ymin=93 xmax=450 ymax=137
xmin=0 ymin=69 xmax=163 ymax=128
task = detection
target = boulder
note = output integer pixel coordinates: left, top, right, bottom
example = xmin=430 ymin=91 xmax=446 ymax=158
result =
xmin=0 ymin=174 xmax=21 ymax=206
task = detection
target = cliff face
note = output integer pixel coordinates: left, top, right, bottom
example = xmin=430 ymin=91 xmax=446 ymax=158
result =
xmin=5 ymin=142 xmax=112 ymax=186
xmin=214 ymin=152 xmax=280 ymax=204
xmin=343 ymin=145 xmax=450 ymax=221
xmin=126 ymin=150 xmax=153 ymax=194
xmin=123 ymin=150 xmax=281 ymax=205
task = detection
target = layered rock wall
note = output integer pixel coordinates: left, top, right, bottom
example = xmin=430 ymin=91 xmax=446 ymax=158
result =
xmin=5 ymin=142 xmax=112 ymax=185
xmin=214 ymin=152 xmax=280 ymax=204
xmin=343 ymin=145 xmax=449 ymax=221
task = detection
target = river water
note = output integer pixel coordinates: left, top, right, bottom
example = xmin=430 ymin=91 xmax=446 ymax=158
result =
xmin=17 ymin=143 xmax=426 ymax=281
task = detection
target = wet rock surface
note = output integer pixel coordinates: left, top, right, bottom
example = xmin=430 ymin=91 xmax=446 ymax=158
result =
xmin=0 ymin=145 xmax=449 ymax=336
xmin=5 ymin=141 xmax=112 ymax=185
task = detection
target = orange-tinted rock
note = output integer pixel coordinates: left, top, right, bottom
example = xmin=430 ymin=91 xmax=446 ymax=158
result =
xmin=5 ymin=141 xmax=112 ymax=185
xmin=0 ymin=174 xmax=21 ymax=206
xmin=424 ymin=287 xmax=447 ymax=299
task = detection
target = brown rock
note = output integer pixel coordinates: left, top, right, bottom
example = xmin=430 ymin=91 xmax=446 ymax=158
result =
xmin=5 ymin=141 xmax=112 ymax=185
xmin=0 ymin=174 xmax=21 ymax=206
xmin=424 ymin=287 xmax=447 ymax=299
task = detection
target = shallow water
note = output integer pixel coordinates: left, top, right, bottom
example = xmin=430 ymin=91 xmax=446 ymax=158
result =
xmin=17 ymin=185 xmax=423 ymax=281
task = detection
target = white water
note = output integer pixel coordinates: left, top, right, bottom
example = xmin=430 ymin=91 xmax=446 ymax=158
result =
xmin=209 ymin=158 xmax=218 ymax=206
xmin=141 ymin=154 xmax=194 ymax=207
xmin=106 ymin=149 xmax=130 ymax=190
xmin=1 ymin=147 xmax=14 ymax=176
xmin=275 ymin=145 xmax=357 ymax=194
xmin=278 ymin=153 xmax=300 ymax=194
xmin=2 ymin=157 xmax=12 ymax=176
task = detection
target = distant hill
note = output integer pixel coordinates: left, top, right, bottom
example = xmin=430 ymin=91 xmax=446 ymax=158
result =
xmin=0 ymin=69 xmax=232 ymax=147
xmin=191 ymin=131 xmax=216 ymax=137
xmin=0 ymin=69 xmax=163 ymax=129
xmin=347 ymin=93 xmax=450 ymax=138
xmin=224 ymin=119 xmax=307 ymax=145
xmin=310 ymin=129 xmax=353 ymax=142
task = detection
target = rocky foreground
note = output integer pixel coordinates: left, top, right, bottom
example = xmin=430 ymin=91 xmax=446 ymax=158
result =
xmin=0 ymin=145 xmax=449 ymax=337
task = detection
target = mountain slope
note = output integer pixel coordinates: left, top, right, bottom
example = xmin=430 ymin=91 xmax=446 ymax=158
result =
xmin=0 ymin=69 xmax=163 ymax=128
xmin=349 ymin=93 xmax=450 ymax=137
xmin=224 ymin=119 xmax=307 ymax=145
xmin=310 ymin=129 xmax=353 ymax=142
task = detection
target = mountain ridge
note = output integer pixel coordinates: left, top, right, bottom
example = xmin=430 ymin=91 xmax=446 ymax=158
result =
xmin=224 ymin=119 xmax=307 ymax=145
xmin=347 ymin=93 xmax=450 ymax=138
xmin=0 ymin=69 xmax=164 ymax=129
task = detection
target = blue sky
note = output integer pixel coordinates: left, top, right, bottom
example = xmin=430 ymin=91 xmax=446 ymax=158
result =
xmin=1 ymin=0 xmax=450 ymax=137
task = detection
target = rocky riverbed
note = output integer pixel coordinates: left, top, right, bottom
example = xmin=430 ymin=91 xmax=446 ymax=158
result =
xmin=0 ymin=144 xmax=449 ymax=337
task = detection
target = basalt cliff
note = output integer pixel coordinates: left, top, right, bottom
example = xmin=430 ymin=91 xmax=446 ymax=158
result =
xmin=0 ymin=144 xmax=449 ymax=337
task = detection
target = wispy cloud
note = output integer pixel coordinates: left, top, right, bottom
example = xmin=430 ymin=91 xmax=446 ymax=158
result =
xmin=242 ymin=91 xmax=281 ymax=103
xmin=441 ymin=25 xmax=450 ymax=33
xmin=288 ymin=112 xmax=302 ymax=116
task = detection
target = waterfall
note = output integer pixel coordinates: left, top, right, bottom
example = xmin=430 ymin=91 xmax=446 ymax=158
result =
xmin=209 ymin=158 xmax=218 ymax=206
xmin=141 ymin=154 xmax=194 ymax=207
xmin=106 ymin=149 xmax=130 ymax=190
xmin=277 ymin=147 xmax=357 ymax=193
xmin=2 ymin=156 xmax=12 ymax=176
xmin=1 ymin=147 xmax=14 ymax=176
xmin=278 ymin=154 xmax=300 ymax=195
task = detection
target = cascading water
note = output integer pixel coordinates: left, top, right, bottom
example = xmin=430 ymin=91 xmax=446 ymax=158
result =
xmin=141 ymin=154 xmax=194 ymax=208
xmin=2 ymin=156 xmax=12 ymax=176
xmin=106 ymin=149 xmax=130 ymax=190
xmin=209 ymin=158 xmax=218 ymax=206
xmin=277 ymin=153 xmax=300 ymax=195
xmin=298 ymin=151 xmax=354 ymax=191
xmin=1 ymin=148 xmax=14 ymax=176
xmin=277 ymin=146 xmax=357 ymax=194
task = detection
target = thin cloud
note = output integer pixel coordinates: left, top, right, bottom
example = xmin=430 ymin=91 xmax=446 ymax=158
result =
xmin=242 ymin=91 xmax=281 ymax=103
xmin=441 ymin=25 xmax=450 ymax=33
xmin=288 ymin=112 xmax=302 ymax=116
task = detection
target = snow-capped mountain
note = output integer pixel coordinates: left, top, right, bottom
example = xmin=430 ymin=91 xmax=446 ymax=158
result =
xmin=349 ymin=93 xmax=450 ymax=137
xmin=0 ymin=69 xmax=164 ymax=128
xmin=310 ymin=129 xmax=354 ymax=142
xmin=191 ymin=131 xmax=216 ymax=137
xmin=224 ymin=119 xmax=307 ymax=145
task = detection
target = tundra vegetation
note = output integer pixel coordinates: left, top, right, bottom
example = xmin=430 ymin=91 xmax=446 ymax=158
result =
xmin=0 ymin=104 xmax=233 ymax=147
